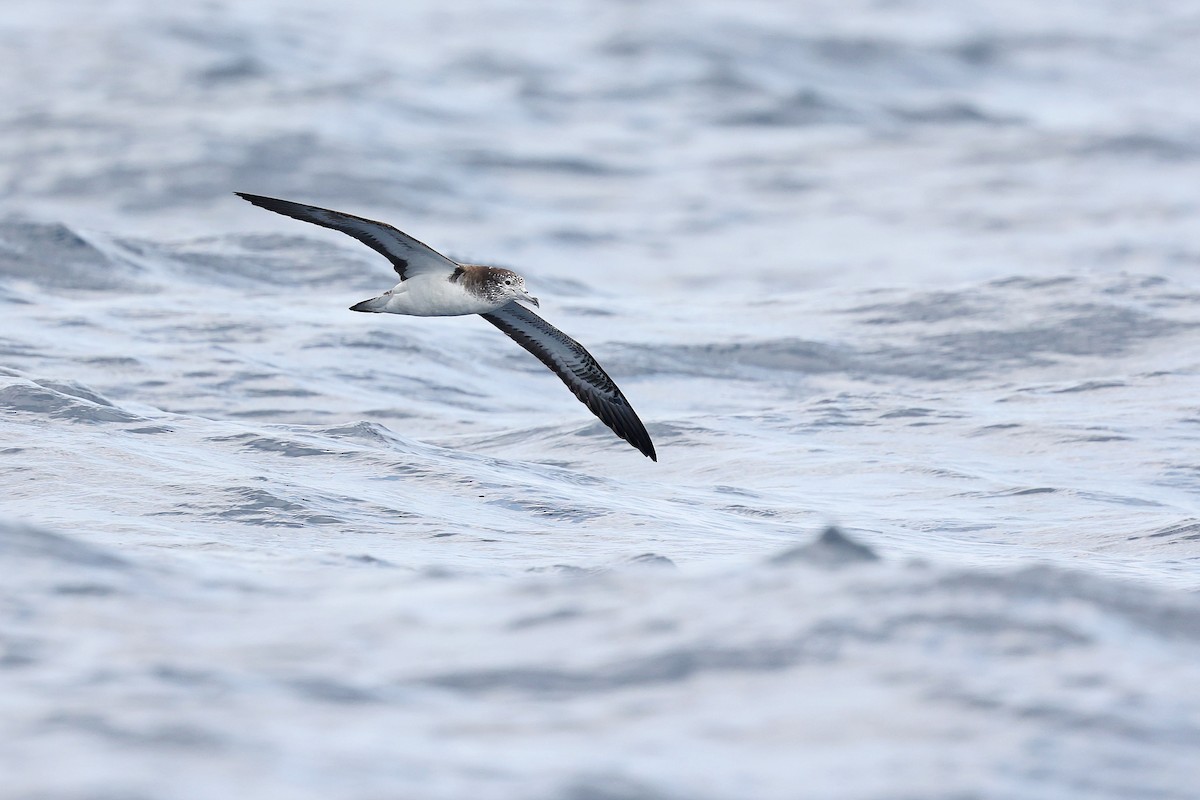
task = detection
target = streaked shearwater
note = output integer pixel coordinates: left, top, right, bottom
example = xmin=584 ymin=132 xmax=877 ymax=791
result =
xmin=236 ymin=193 xmax=656 ymax=461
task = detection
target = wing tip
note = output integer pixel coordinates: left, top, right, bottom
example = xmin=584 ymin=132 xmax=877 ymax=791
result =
xmin=602 ymin=420 xmax=657 ymax=461
xmin=613 ymin=407 xmax=657 ymax=461
xmin=630 ymin=427 xmax=657 ymax=461
xmin=235 ymin=191 xmax=286 ymax=211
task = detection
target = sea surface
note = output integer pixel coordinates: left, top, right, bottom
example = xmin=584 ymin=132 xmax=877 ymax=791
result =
xmin=3 ymin=1 xmax=1200 ymax=798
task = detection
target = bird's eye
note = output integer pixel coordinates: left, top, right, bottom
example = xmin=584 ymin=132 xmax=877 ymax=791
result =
xmin=505 ymin=280 xmax=512 ymax=285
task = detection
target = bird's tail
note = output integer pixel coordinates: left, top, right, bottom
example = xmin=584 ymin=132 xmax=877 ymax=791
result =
xmin=350 ymin=294 xmax=389 ymax=313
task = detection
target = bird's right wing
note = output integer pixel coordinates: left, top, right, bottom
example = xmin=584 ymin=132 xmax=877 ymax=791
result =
xmin=481 ymin=302 xmax=656 ymax=460
xmin=236 ymin=193 xmax=458 ymax=280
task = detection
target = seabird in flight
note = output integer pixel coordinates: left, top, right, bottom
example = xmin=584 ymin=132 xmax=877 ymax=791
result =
xmin=236 ymin=193 xmax=656 ymax=460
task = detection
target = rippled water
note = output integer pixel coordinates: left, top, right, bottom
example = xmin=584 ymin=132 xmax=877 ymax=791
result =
xmin=3 ymin=1 xmax=1200 ymax=798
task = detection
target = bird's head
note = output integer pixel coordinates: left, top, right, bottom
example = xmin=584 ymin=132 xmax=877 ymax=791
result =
xmin=494 ymin=269 xmax=539 ymax=307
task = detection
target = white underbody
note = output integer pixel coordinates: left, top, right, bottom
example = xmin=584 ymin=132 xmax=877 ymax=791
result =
xmin=372 ymin=274 xmax=502 ymax=317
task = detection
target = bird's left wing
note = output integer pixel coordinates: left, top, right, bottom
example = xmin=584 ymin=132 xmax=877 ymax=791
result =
xmin=236 ymin=193 xmax=458 ymax=280
xmin=480 ymin=302 xmax=656 ymax=460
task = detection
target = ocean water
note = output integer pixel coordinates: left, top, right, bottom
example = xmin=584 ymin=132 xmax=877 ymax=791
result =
xmin=3 ymin=1 xmax=1200 ymax=798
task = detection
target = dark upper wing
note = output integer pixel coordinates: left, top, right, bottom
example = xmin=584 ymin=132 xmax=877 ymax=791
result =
xmin=480 ymin=302 xmax=656 ymax=461
xmin=235 ymin=193 xmax=458 ymax=280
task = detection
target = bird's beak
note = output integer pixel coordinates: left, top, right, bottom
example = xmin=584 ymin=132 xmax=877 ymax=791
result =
xmin=520 ymin=289 xmax=540 ymax=308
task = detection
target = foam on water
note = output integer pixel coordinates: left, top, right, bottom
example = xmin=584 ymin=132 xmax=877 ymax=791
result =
xmin=3 ymin=1 xmax=1200 ymax=798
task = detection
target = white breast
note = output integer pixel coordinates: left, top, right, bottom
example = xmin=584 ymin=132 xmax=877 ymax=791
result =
xmin=382 ymin=274 xmax=501 ymax=317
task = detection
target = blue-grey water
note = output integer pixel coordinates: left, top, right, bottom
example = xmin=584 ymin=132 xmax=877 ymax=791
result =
xmin=3 ymin=1 xmax=1200 ymax=798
